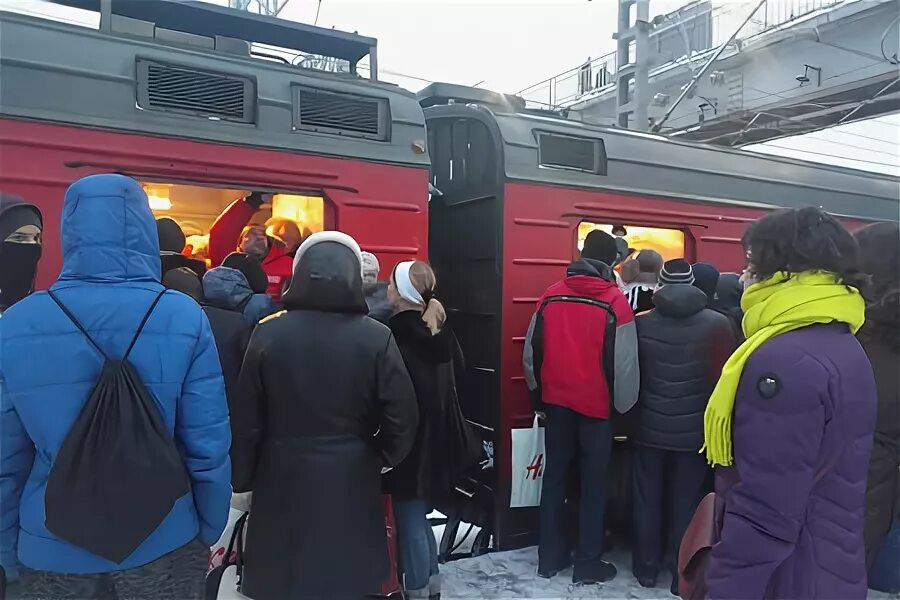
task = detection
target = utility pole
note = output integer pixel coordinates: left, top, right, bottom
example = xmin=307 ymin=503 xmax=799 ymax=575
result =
xmin=614 ymin=0 xmax=650 ymax=130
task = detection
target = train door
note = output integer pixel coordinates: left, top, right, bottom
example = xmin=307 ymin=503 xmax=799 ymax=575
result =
xmin=425 ymin=106 xmax=506 ymax=553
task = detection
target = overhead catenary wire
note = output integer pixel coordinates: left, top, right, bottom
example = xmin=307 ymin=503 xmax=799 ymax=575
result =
xmin=313 ymin=0 xmax=322 ymax=26
xmin=755 ymin=144 xmax=900 ymax=168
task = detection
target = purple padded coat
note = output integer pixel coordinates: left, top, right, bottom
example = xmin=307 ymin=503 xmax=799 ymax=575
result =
xmin=706 ymin=323 xmax=877 ymax=599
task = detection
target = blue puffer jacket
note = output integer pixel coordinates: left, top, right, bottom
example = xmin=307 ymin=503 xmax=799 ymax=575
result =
xmin=202 ymin=266 xmax=276 ymax=325
xmin=0 ymin=174 xmax=231 ymax=576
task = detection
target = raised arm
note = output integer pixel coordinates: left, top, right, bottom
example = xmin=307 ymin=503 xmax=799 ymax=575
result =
xmin=208 ymin=194 xmax=263 ymax=267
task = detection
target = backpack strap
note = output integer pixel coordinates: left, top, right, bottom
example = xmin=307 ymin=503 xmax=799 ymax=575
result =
xmin=48 ymin=290 xmax=166 ymax=361
xmin=48 ymin=290 xmax=109 ymax=360
xmin=123 ymin=291 xmax=167 ymax=360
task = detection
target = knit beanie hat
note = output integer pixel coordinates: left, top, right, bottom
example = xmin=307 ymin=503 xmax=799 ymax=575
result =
xmin=360 ymin=251 xmax=380 ymax=284
xmin=156 ymin=217 xmax=186 ymax=254
xmin=581 ymin=230 xmax=619 ymax=265
xmin=223 ymin=252 xmax=269 ymax=294
xmin=659 ymin=259 xmax=694 ymax=285
xmin=163 ymin=267 xmax=203 ymax=302
xmin=691 ymin=262 xmax=720 ymax=300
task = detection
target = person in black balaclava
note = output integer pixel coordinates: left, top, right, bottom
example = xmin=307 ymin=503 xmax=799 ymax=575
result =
xmin=0 ymin=193 xmax=43 ymax=314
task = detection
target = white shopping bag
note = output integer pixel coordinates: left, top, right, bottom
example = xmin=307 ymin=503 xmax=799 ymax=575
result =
xmin=208 ymin=507 xmax=246 ymax=573
xmin=509 ymin=414 xmax=546 ymax=508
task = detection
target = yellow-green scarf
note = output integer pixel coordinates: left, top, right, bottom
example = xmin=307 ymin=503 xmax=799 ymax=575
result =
xmin=701 ymin=271 xmax=866 ymax=467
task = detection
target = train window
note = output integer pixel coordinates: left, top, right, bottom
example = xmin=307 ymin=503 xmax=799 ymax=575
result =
xmin=143 ymin=181 xmax=325 ymax=266
xmin=577 ymin=221 xmax=685 ymax=262
xmin=538 ymin=132 xmax=607 ymax=175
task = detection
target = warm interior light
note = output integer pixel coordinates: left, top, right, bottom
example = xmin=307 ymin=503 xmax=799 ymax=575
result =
xmin=148 ymin=194 xmax=172 ymax=211
xmin=271 ymin=194 xmax=325 ymax=234
xmin=578 ymin=222 xmax=685 ymax=262
xmin=142 ymin=184 xmax=172 ymax=212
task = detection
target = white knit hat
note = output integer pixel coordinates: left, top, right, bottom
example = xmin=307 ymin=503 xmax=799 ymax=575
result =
xmin=292 ymin=231 xmax=364 ymax=276
xmin=360 ymin=251 xmax=380 ymax=284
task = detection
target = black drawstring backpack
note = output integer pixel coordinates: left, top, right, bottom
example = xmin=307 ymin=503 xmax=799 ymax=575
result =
xmin=44 ymin=290 xmax=191 ymax=563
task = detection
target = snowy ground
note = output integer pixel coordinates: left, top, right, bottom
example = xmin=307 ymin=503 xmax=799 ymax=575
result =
xmin=216 ymin=516 xmax=898 ymax=599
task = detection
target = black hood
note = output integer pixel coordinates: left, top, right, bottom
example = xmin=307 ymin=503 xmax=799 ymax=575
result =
xmin=652 ymin=284 xmax=708 ymax=318
xmin=389 ymin=309 xmax=454 ymax=364
xmin=567 ymin=258 xmax=615 ymax=281
xmin=0 ymin=193 xmax=43 ymax=311
xmin=712 ymin=273 xmax=742 ymax=310
xmin=0 ymin=193 xmax=42 ymax=240
xmin=282 ymin=240 xmax=366 ymax=313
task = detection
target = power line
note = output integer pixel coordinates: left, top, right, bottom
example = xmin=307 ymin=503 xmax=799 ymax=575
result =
xmin=313 ymin=0 xmax=322 ymax=26
xmin=794 ymin=135 xmax=900 ymax=158
xmin=756 ymin=143 xmax=900 ymax=168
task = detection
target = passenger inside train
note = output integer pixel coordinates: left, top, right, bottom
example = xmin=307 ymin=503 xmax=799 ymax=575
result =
xmin=142 ymin=182 xmax=325 ymax=302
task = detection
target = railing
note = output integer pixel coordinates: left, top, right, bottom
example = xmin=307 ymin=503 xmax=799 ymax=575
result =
xmin=518 ymin=51 xmax=616 ymax=109
xmin=517 ymin=0 xmax=846 ymax=108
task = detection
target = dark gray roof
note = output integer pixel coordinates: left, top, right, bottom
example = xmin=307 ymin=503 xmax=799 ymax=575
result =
xmin=48 ymin=0 xmax=376 ymax=63
xmin=0 ymin=10 xmax=428 ymax=168
xmin=424 ymin=89 xmax=900 ymax=222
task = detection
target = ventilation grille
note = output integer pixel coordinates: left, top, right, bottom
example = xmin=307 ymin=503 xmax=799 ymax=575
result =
xmin=538 ymin=133 xmax=607 ymax=175
xmin=294 ymin=87 xmax=389 ymax=140
xmin=137 ymin=60 xmax=255 ymax=123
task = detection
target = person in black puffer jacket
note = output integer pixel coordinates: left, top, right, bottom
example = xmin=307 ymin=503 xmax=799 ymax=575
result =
xmin=631 ymin=259 xmax=737 ymax=594
xmin=855 ymin=222 xmax=900 ymax=575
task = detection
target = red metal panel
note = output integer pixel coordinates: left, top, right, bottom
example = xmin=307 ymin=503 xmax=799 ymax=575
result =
xmin=0 ymin=119 xmax=429 ymax=288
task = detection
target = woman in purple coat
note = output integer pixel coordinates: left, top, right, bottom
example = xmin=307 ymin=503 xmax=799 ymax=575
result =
xmin=703 ymin=207 xmax=877 ymax=599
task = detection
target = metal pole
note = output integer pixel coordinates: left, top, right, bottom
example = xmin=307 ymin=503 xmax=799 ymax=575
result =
xmin=651 ymin=0 xmax=767 ymax=133
xmin=633 ymin=0 xmax=650 ymax=130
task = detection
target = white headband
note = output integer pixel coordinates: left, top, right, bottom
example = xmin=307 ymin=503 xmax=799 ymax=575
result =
xmin=292 ymin=231 xmax=364 ymax=277
xmin=394 ymin=261 xmax=425 ymax=306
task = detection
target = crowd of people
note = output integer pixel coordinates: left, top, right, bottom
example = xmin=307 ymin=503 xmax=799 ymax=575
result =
xmin=0 ymin=174 xmax=477 ymax=600
xmin=524 ymin=213 xmax=899 ymax=597
xmin=0 ymin=173 xmax=897 ymax=600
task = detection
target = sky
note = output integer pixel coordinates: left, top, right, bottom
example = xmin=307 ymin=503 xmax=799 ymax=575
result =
xmin=4 ymin=0 xmax=899 ymax=176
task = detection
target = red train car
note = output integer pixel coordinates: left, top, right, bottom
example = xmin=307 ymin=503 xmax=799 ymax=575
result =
xmin=419 ymin=83 xmax=899 ymax=552
xmin=0 ymin=0 xmax=430 ymax=288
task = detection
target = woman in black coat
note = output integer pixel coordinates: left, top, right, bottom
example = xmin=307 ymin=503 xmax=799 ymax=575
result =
xmin=855 ymin=222 xmax=900 ymax=572
xmin=231 ymin=231 xmax=419 ymax=600
xmin=383 ymin=260 xmax=472 ymax=599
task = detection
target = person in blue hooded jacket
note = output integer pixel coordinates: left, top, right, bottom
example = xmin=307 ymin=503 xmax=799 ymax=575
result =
xmin=0 ymin=174 xmax=231 ymax=599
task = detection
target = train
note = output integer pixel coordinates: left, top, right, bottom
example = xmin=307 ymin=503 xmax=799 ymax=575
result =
xmin=1 ymin=0 xmax=897 ymax=555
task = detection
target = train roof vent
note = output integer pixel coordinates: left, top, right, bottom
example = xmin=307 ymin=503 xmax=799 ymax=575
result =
xmin=293 ymin=87 xmax=390 ymax=141
xmin=538 ymin=132 xmax=607 ymax=175
xmin=136 ymin=59 xmax=256 ymax=124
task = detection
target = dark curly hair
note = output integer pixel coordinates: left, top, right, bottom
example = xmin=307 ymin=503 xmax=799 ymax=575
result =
xmin=742 ymin=206 xmax=866 ymax=290
xmin=854 ymin=221 xmax=899 ymax=351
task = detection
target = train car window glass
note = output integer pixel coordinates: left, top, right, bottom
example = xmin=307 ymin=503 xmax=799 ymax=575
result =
xmin=142 ymin=181 xmax=325 ymax=268
xmin=292 ymin=86 xmax=391 ymax=141
xmin=538 ymin=132 xmax=607 ymax=175
xmin=578 ymin=221 xmax=684 ymax=262
xmin=431 ymin=118 xmax=496 ymax=204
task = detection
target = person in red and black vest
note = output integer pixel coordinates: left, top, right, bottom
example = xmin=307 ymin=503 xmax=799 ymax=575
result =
xmin=522 ymin=230 xmax=640 ymax=585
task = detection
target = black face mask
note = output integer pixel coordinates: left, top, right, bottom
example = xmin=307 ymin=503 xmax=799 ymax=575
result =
xmin=0 ymin=241 xmax=41 ymax=311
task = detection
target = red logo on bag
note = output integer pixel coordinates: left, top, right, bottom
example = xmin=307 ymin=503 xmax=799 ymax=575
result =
xmin=526 ymin=453 xmax=544 ymax=480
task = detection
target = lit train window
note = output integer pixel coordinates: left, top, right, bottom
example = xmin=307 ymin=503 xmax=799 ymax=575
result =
xmin=577 ymin=221 xmax=685 ymax=262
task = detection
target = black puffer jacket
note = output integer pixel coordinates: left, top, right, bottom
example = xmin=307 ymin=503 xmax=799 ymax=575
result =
xmin=860 ymin=304 xmax=899 ymax=570
xmin=635 ymin=284 xmax=737 ymax=451
xmin=231 ymin=236 xmax=418 ymax=599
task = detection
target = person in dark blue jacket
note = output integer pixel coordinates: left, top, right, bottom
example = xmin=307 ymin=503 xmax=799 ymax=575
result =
xmin=0 ymin=174 xmax=231 ymax=599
